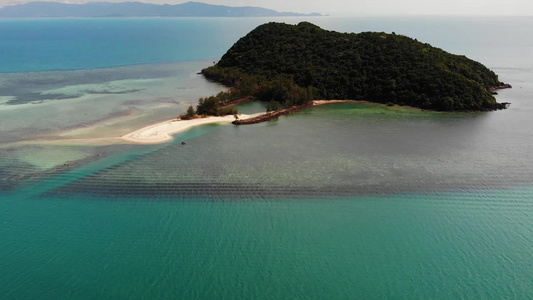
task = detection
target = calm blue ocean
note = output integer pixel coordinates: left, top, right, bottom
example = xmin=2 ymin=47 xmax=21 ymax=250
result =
xmin=0 ymin=18 xmax=245 ymax=72
xmin=0 ymin=17 xmax=532 ymax=299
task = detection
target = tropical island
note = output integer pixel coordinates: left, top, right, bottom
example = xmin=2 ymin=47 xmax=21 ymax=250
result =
xmin=193 ymin=21 xmax=510 ymax=122
xmin=34 ymin=21 xmax=513 ymax=145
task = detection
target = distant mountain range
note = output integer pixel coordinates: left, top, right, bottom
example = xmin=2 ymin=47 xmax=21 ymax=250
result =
xmin=0 ymin=1 xmax=322 ymax=18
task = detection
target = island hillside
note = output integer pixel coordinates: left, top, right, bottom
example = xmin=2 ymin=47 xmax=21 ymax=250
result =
xmin=202 ymin=22 xmax=510 ymax=112
xmin=0 ymin=2 xmax=321 ymax=18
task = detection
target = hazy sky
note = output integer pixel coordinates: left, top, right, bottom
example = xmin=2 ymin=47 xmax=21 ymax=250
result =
xmin=0 ymin=0 xmax=531 ymax=16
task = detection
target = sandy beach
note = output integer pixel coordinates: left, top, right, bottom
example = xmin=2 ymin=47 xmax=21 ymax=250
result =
xmin=6 ymin=100 xmax=366 ymax=147
xmin=118 ymin=100 xmax=361 ymax=144
xmin=105 ymin=101 xmax=361 ymax=144
xmin=120 ymin=113 xmax=262 ymax=144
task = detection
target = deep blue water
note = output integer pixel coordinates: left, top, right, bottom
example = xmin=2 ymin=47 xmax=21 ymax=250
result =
xmin=0 ymin=18 xmax=252 ymax=72
xmin=0 ymin=17 xmax=532 ymax=299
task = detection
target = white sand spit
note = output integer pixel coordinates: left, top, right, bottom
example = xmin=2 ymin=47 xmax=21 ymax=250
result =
xmin=120 ymin=113 xmax=261 ymax=144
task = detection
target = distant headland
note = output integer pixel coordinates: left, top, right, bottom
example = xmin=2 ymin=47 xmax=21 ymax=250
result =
xmin=0 ymin=2 xmax=322 ymax=18
xmin=200 ymin=22 xmax=510 ymax=115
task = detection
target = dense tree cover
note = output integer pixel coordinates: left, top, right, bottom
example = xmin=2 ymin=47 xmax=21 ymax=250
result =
xmin=266 ymin=100 xmax=281 ymax=112
xmin=196 ymin=95 xmax=238 ymax=116
xmin=179 ymin=95 xmax=238 ymax=119
xmin=203 ymin=22 xmax=508 ymax=111
xmin=202 ymin=68 xmax=318 ymax=108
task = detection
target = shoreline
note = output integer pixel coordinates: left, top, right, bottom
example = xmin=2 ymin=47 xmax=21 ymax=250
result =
xmin=232 ymin=100 xmax=367 ymax=125
xmin=1 ymin=113 xmax=261 ymax=147
xmin=121 ymin=100 xmax=366 ymax=142
xmin=0 ymin=100 xmax=374 ymax=147
xmin=5 ymin=98 xmax=462 ymax=147
xmin=312 ymin=100 xmax=367 ymax=106
xmin=119 ymin=113 xmax=259 ymax=144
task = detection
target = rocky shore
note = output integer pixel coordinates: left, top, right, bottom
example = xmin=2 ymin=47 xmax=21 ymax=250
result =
xmin=218 ymin=96 xmax=253 ymax=108
xmin=232 ymin=102 xmax=314 ymax=125
xmin=488 ymin=83 xmax=512 ymax=93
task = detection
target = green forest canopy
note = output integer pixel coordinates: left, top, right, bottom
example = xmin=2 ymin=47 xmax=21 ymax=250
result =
xmin=202 ymin=22 xmax=509 ymax=111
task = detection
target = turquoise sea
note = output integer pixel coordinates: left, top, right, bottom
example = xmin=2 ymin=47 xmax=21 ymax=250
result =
xmin=1 ymin=17 xmax=532 ymax=299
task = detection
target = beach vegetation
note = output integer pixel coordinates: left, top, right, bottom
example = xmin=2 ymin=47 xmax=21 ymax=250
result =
xmin=186 ymin=105 xmax=195 ymax=117
xmin=201 ymin=67 xmax=318 ymax=112
xmin=196 ymin=96 xmax=239 ymax=116
xmin=217 ymin=106 xmax=239 ymax=116
xmin=179 ymin=105 xmax=197 ymax=120
xmin=266 ymin=100 xmax=281 ymax=112
xmin=196 ymin=96 xmax=219 ymax=116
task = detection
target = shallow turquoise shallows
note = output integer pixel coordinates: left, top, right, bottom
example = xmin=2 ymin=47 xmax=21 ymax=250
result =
xmin=1 ymin=17 xmax=532 ymax=299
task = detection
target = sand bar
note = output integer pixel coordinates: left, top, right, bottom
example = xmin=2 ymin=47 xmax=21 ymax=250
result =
xmin=76 ymin=101 xmax=360 ymax=144
xmin=120 ymin=113 xmax=262 ymax=144
xmin=4 ymin=100 xmax=366 ymax=147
